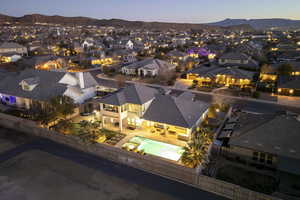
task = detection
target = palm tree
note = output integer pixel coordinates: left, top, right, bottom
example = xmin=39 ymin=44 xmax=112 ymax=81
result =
xmin=181 ymin=128 xmax=213 ymax=168
xmin=181 ymin=139 xmax=206 ymax=168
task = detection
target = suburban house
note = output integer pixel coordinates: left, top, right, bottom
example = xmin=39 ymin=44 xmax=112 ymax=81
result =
xmin=187 ymin=65 xmax=255 ymax=88
xmin=0 ymin=42 xmax=28 ymax=56
xmin=82 ymin=38 xmax=95 ymax=49
xmin=260 ymin=61 xmax=300 ymax=83
xmin=121 ymin=58 xmax=176 ymax=77
xmin=107 ymin=49 xmax=137 ymax=63
xmin=277 ymin=78 xmax=300 ymax=96
xmin=0 ymin=53 xmax=22 ymax=63
xmin=166 ymin=50 xmax=188 ymax=65
xmin=113 ymin=39 xmax=134 ymax=50
xmin=34 ymin=56 xmax=67 ymax=71
xmin=259 ymin=64 xmax=278 ymax=82
xmin=90 ymin=56 xmax=113 ymax=67
xmin=218 ymin=52 xmax=259 ymax=70
xmin=187 ymin=47 xmax=217 ymax=60
xmin=123 ymin=53 xmax=137 ymax=64
xmin=94 ymin=84 xmax=209 ymax=141
xmin=273 ymin=61 xmax=300 ymax=76
xmin=0 ymin=69 xmax=99 ymax=109
xmin=218 ymin=112 xmax=300 ymax=176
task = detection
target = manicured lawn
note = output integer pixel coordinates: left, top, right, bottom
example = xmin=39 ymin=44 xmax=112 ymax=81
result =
xmin=216 ymin=165 xmax=278 ymax=194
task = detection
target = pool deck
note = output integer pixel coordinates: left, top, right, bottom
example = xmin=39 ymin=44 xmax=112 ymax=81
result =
xmin=115 ymin=129 xmax=187 ymax=149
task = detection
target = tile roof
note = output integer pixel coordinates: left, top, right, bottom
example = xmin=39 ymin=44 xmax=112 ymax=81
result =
xmin=124 ymin=58 xmax=175 ymax=71
xmin=97 ymin=84 xmax=158 ymax=106
xmin=229 ymin=114 xmax=300 ymax=160
xmin=0 ymin=69 xmax=67 ymax=101
xmin=0 ymin=42 xmax=25 ymax=49
xmin=143 ymin=93 xmax=209 ymax=128
xmin=188 ymin=66 xmax=255 ymax=80
xmin=278 ymin=78 xmax=300 ymax=89
xmin=219 ymin=52 xmax=249 ymax=60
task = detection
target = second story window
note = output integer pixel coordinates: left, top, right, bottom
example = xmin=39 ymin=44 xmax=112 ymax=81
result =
xmin=103 ymin=104 xmax=118 ymax=113
xmin=252 ymin=152 xmax=258 ymax=161
xmin=267 ymin=155 xmax=273 ymax=165
xmin=260 ymin=153 xmax=266 ymax=163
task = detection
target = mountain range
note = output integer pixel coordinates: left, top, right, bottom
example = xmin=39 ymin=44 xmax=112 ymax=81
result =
xmin=0 ymin=14 xmax=299 ymax=31
xmin=0 ymin=14 xmax=253 ymax=31
xmin=208 ymin=18 xmax=300 ymax=30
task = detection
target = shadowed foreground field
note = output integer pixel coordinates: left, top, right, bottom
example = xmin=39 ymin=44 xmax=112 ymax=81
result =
xmin=0 ymin=150 xmax=180 ymax=200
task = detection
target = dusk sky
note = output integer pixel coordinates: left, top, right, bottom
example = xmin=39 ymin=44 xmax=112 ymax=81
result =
xmin=1 ymin=0 xmax=300 ymax=23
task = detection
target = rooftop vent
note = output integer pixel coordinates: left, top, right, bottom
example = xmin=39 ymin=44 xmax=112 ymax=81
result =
xmin=274 ymin=146 xmax=281 ymax=150
xmin=290 ymin=149 xmax=296 ymax=153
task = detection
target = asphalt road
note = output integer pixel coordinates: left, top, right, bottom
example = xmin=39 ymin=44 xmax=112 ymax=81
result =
xmin=99 ymin=76 xmax=300 ymax=114
xmin=191 ymin=91 xmax=300 ymax=114
xmin=0 ymin=138 xmax=228 ymax=200
xmin=138 ymin=80 xmax=300 ymax=114
xmin=164 ymin=88 xmax=300 ymax=114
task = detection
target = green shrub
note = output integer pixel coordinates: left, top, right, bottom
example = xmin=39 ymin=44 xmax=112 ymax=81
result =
xmin=252 ymin=91 xmax=260 ymax=99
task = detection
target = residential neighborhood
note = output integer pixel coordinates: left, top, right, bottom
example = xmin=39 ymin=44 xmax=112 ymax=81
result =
xmin=0 ymin=2 xmax=300 ymax=200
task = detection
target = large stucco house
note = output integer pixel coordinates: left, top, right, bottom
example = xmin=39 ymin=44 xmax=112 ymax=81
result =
xmin=218 ymin=52 xmax=259 ymax=70
xmin=217 ymin=112 xmax=300 ymax=176
xmin=0 ymin=69 xmax=98 ymax=109
xmin=187 ymin=65 xmax=255 ymax=88
xmin=121 ymin=58 xmax=176 ymax=77
xmin=0 ymin=42 xmax=28 ymax=56
xmin=94 ymin=84 xmax=209 ymax=141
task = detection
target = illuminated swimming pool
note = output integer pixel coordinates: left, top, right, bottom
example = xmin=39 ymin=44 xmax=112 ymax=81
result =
xmin=127 ymin=136 xmax=184 ymax=161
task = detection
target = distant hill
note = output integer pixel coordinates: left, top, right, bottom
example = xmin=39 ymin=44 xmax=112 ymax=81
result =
xmin=0 ymin=13 xmax=254 ymax=32
xmin=209 ymin=18 xmax=300 ymax=30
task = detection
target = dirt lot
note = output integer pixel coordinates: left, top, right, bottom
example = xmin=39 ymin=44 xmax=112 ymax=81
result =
xmin=216 ymin=164 xmax=278 ymax=195
xmin=0 ymin=138 xmax=15 ymax=153
xmin=0 ymin=150 xmax=181 ymax=200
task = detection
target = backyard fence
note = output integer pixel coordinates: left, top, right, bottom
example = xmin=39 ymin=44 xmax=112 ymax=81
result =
xmin=0 ymin=112 xmax=282 ymax=200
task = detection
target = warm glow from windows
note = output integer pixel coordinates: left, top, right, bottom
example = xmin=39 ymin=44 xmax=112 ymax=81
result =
xmin=208 ymin=53 xmax=216 ymax=60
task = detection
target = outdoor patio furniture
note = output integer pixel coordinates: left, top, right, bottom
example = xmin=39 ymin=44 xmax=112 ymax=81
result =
xmin=127 ymin=125 xmax=136 ymax=130
xmin=160 ymin=131 xmax=166 ymax=136
xmin=168 ymin=130 xmax=176 ymax=135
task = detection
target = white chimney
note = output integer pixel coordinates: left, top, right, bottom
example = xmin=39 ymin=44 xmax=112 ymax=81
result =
xmin=76 ymin=72 xmax=85 ymax=89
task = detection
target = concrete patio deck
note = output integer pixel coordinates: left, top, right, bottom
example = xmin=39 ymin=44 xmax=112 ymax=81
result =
xmin=114 ymin=127 xmax=188 ymax=149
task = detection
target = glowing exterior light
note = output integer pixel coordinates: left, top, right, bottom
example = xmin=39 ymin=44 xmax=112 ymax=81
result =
xmin=278 ymin=88 xmax=282 ymax=93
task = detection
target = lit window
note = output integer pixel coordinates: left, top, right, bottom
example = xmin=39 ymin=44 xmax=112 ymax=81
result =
xmin=252 ymin=152 xmax=258 ymax=161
